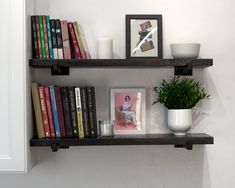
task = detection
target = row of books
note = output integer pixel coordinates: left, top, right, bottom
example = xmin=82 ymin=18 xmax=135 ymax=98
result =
xmin=31 ymin=83 xmax=97 ymax=139
xmin=31 ymin=15 xmax=91 ymax=60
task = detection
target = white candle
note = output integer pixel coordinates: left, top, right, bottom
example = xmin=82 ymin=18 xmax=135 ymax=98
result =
xmin=97 ymin=37 xmax=113 ymax=59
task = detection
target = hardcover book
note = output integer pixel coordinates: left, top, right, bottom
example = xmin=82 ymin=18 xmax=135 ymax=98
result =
xmin=61 ymin=87 xmax=73 ymax=137
xmin=75 ymin=87 xmax=84 ymax=138
xmin=49 ymin=85 xmax=61 ymax=137
xmin=55 ymin=86 xmax=67 ymax=137
xmin=46 ymin=16 xmax=54 ymax=59
xmin=68 ymin=86 xmax=79 ymax=137
xmin=38 ymin=86 xmax=51 ymax=137
xmin=80 ymin=87 xmax=90 ymax=137
xmin=61 ymin=20 xmax=71 ymax=59
xmin=50 ymin=19 xmax=58 ymax=59
xmin=35 ymin=16 xmax=42 ymax=58
xmin=31 ymin=16 xmax=39 ymax=59
xmin=73 ymin=22 xmax=86 ymax=59
xmin=42 ymin=16 xmax=50 ymax=58
xmin=31 ymin=83 xmax=45 ymax=138
xmin=55 ymin=19 xmax=64 ymax=59
xmin=38 ymin=16 xmax=46 ymax=58
xmin=77 ymin=24 xmax=91 ymax=59
xmin=44 ymin=86 xmax=56 ymax=137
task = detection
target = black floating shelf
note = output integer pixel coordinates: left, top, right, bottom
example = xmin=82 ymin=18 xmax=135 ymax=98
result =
xmin=30 ymin=133 xmax=214 ymax=152
xmin=29 ymin=58 xmax=213 ymax=76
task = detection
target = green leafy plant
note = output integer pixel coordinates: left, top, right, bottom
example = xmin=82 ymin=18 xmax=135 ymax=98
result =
xmin=153 ymin=77 xmax=210 ymax=109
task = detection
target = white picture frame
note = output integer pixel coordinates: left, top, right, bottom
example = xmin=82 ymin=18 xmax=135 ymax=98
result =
xmin=110 ymin=88 xmax=146 ymax=135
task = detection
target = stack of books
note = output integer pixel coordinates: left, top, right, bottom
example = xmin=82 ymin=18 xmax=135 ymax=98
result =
xmin=31 ymin=83 xmax=97 ymax=139
xmin=31 ymin=15 xmax=91 ymax=60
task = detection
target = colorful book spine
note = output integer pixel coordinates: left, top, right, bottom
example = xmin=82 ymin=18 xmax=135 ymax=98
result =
xmin=46 ymin=16 xmax=54 ymax=59
xmin=44 ymin=87 xmax=56 ymax=138
xmin=49 ymin=86 xmax=61 ymax=137
xmin=42 ymin=16 xmax=50 ymax=58
xmin=73 ymin=22 xmax=86 ymax=59
xmin=50 ymin=19 xmax=58 ymax=59
xmin=55 ymin=86 xmax=66 ymax=137
xmin=31 ymin=16 xmax=39 ymax=59
xmin=35 ymin=16 xmax=42 ymax=59
xmin=55 ymin=19 xmax=64 ymax=59
xmin=87 ymin=87 xmax=97 ymax=138
xmin=80 ymin=87 xmax=90 ymax=137
xmin=31 ymin=83 xmax=45 ymax=138
xmin=75 ymin=87 xmax=84 ymax=138
xmin=77 ymin=24 xmax=91 ymax=59
xmin=61 ymin=87 xmax=73 ymax=137
xmin=38 ymin=86 xmax=51 ymax=137
xmin=38 ymin=16 xmax=46 ymax=58
xmin=68 ymin=22 xmax=82 ymax=59
xmin=61 ymin=20 xmax=71 ymax=59
xmin=68 ymin=87 xmax=79 ymax=137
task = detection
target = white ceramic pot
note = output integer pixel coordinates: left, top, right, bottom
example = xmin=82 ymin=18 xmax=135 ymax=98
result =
xmin=170 ymin=43 xmax=200 ymax=59
xmin=167 ymin=109 xmax=192 ymax=136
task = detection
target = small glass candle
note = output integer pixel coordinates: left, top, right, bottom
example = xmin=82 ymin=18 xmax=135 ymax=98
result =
xmin=99 ymin=120 xmax=115 ymax=137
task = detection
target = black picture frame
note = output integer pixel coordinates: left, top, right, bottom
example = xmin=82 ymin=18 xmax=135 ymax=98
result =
xmin=126 ymin=15 xmax=163 ymax=59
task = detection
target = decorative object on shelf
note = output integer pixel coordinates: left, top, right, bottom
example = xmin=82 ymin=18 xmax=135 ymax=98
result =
xmin=153 ymin=77 xmax=210 ymax=135
xmin=97 ymin=37 xmax=113 ymax=59
xmin=170 ymin=43 xmax=200 ymax=59
xmin=110 ymin=88 xmax=146 ymax=135
xmin=126 ymin=15 xmax=163 ymax=59
xmin=99 ymin=120 xmax=115 ymax=137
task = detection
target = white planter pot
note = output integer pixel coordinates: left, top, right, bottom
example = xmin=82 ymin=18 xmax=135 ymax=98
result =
xmin=167 ymin=109 xmax=192 ymax=136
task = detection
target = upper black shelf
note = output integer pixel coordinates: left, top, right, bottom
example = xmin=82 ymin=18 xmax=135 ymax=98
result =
xmin=30 ymin=133 xmax=214 ymax=152
xmin=29 ymin=58 xmax=213 ymax=75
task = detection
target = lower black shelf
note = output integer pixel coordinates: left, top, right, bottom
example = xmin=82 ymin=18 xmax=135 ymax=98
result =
xmin=30 ymin=133 xmax=213 ymax=152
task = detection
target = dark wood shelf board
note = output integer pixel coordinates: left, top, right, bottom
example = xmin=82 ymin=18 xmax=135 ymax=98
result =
xmin=29 ymin=58 xmax=213 ymax=69
xmin=30 ymin=133 xmax=213 ymax=151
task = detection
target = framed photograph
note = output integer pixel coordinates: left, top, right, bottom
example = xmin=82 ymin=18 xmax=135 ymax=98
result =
xmin=126 ymin=15 xmax=163 ymax=59
xmin=110 ymin=88 xmax=146 ymax=135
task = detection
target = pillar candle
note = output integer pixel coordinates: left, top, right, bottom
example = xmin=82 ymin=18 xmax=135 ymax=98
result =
xmin=97 ymin=37 xmax=113 ymax=59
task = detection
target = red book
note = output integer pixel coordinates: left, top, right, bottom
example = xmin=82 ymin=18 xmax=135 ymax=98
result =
xmin=55 ymin=86 xmax=67 ymax=137
xmin=35 ymin=16 xmax=42 ymax=59
xmin=42 ymin=16 xmax=50 ymax=59
xmin=44 ymin=87 xmax=56 ymax=137
xmin=68 ymin=22 xmax=82 ymax=59
xmin=38 ymin=86 xmax=51 ymax=137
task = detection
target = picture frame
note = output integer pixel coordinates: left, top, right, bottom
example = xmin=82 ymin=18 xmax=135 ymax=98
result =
xmin=126 ymin=15 xmax=163 ymax=59
xmin=110 ymin=88 xmax=146 ymax=135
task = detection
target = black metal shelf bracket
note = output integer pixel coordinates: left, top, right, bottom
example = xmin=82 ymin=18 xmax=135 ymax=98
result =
xmin=174 ymin=63 xmax=193 ymax=76
xmin=51 ymin=64 xmax=70 ymax=75
xmin=51 ymin=143 xmax=69 ymax=152
xmin=174 ymin=141 xmax=193 ymax=150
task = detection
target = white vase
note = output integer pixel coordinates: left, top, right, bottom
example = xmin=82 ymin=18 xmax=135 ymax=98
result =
xmin=167 ymin=109 xmax=192 ymax=136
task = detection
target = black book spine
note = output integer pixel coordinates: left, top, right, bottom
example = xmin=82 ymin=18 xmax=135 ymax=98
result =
xmin=68 ymin=86 xmax=79 ymax=137
xmin=55 ymin=19 xmax=63 ymax=49
xmin=31 ymin=16 xmax=38 ymax=59
xmin=87 ymin=86 xmax=97 ymax=138
xmin=50 ymin=19 xmax=57 ymax=49
xmin=61 ymin=87 xmax=73 ymax=137
xmin=81 ymin=87 xmax=90 ymax=138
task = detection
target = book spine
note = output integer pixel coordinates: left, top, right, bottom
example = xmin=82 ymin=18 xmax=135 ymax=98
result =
xmin=38 ymin=86 xmax=51 ymax=137
xmin=73 ymin=22 xmax=87 ymax=59
xmin=87 ymin=87 xmax=97 ymax=138
xmin=80 ymin=87 xmax=90 ymax=137
xmin=68 ymin=87 xmax=79 ymax=137
xmin=44 ymin=87 xmax=56 ymax=137
xmin=38 ymin=16 xmax=46 ymax=59
xmin=31 ymin=16 xmax=39 ymax=59
xmin=42 ymin=16 xmax=50 ymax=59
xmin=55 ymin=86 xmax=67 ymax=137
xmin=35 ymin=16 xmax=42 ymax=59
xmin=61 ymin=87 xmax=73 ymax=137
xmin=31 ymin=83 xmax=45 ymax=138
xmin=61 ymin=20 xmax=71 ymax=59
xmin=49 ymin=86 xmax=61 ymax=137
xmin=46 ymin=16 xmax=54 ymax=59
xmin=68 ymin=22 xmax=82 ymax=59
xmin=55 ymin=19 xmax=64 ymax=59
xmin=50 ymin=19 xmax=58 ymax=59
xmin=75 ymin=87 xmax=84 ymax=138
xmin=78 ymin=24 xmax=91 ymax=59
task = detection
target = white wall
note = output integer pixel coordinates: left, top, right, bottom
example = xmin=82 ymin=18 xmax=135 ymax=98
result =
xmin=1 ymin=0 xmax=235 ymax=187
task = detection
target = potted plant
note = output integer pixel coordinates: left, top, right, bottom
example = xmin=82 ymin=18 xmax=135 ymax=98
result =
xmin=153 ymin=77 xmax=209 ymax=135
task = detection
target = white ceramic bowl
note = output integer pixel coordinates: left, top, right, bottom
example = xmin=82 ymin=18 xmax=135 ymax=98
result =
xmin=170 ymin=43 xmax=200 ymax=59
